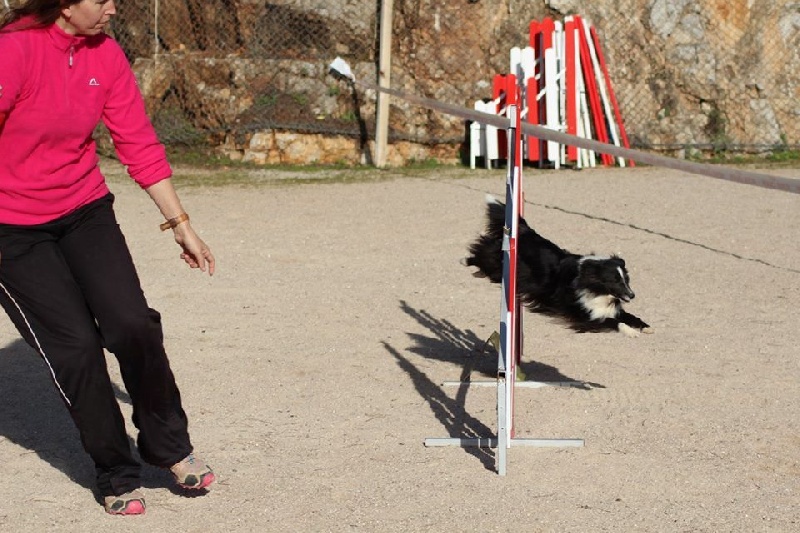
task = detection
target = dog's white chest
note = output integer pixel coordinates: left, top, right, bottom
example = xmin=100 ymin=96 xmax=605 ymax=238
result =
xmin=577 ymin=290 xmax=619 ymax=320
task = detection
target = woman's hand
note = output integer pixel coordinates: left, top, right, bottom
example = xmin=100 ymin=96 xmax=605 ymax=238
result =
xmin=144 ymin=178 xmax=214 ymax=276
xmin=172 ymin=222 xmax=215 ymax=275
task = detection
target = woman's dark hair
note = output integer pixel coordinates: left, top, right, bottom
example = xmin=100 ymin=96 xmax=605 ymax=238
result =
xmin=1 ymin=0 xmax=81 ymax=31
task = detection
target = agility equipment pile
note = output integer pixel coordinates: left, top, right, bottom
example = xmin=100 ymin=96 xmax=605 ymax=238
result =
xmin=471 ymin=15 xmax=633 ymax=170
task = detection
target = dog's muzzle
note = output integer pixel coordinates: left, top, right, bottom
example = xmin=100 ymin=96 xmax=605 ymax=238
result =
xmin=619 ymin=290 xmax=635 ymax=303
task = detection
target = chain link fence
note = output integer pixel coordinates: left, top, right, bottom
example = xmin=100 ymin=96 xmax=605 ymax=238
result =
xmin=3 ymin=1 xmax=799 ymax=161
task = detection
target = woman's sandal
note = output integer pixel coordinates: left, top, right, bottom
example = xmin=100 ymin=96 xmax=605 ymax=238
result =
xmin=104 ymin=489 xmax=146 ymax=515
xmin=170 ymin=454 xmax=216 ymax=490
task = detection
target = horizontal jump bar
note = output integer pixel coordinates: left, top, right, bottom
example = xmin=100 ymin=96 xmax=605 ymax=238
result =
xmin=337 ymin=69 xmax=800 ymax=195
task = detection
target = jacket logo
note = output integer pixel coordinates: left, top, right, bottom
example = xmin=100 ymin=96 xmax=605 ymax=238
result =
xmin=89 ymin=78 xmax=100 ymax=86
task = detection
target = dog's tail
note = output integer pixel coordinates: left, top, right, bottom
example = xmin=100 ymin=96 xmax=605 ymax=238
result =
xmin=463 ymin=196 xmax=507 ymax=283
xmin=480 ymin=194 xmax=507 ymax=237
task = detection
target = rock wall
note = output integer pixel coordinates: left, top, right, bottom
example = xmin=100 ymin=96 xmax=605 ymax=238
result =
xmin=127 ymin=0 xmax=800 ymax=165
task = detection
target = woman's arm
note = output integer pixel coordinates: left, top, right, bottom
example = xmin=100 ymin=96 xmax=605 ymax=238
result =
xmin=145 ymin=178 xmax=215 ymax=276
xmin=97 ymin=42 xmax=214 ymax=275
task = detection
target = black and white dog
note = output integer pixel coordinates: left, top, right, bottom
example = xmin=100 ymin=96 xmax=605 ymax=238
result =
xmin=465 ymin=196 xmax=651 ymax=337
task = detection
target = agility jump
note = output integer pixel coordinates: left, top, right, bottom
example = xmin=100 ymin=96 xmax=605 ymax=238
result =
xmin=328 ymin=55 xmax=800 ymax=476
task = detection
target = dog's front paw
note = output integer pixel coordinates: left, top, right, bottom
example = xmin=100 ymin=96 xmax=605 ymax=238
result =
xmin=618 ymin=323 xmax=640 ymax=338
xmin=641 ymin=327 xmax=654 ymax=334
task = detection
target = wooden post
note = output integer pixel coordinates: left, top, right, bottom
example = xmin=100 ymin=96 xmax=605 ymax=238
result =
xmin=375 ymin=0 xmax=394 ymax=168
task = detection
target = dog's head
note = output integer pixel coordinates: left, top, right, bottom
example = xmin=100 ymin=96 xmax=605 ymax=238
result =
xmin=576 ymin=255 xmax=636 ymax=303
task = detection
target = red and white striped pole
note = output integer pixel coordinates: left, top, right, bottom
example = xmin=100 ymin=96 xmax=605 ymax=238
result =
xmin=590 ymin=25 xmax=634 ymax=167
xmin=498 ymin=77 xmax=524 ymax=460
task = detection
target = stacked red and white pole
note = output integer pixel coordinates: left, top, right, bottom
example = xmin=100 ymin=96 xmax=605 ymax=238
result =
xmin=472 ymin=15 xmax=633 ymax=170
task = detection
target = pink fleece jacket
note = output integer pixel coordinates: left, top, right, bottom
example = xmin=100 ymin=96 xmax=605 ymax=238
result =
xmin=0 ymin=20 xmax=171 ymax=225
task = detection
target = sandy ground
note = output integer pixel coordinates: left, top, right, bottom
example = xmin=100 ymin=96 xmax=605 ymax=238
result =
xmin=0 ymin=159 xmax=798 ymax=532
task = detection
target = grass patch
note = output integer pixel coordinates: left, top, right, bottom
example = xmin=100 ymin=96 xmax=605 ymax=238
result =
xmin=164 ymin=153 xmax=474 ymax=188
xmin=697 ymin=148 xmax=800 ymax=168
xmin=167 ymin=165 xmax=402 ymax=188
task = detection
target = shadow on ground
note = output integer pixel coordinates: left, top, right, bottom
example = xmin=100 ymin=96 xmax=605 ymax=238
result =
xmin=397 ymin=299 xmax=599 ymax=386
xmin=0 ymin=339 xmax=196 ymax=497
xmin=383 ymin=300 xmax=602 ymax=472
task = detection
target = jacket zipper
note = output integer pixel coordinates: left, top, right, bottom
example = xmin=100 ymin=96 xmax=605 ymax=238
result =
xmin=66 ymin=43 xmax=74 ymax=108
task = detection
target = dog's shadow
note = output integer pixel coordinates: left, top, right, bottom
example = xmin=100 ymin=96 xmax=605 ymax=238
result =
xmin=0 ymin=339 xmax=196 ymax=499
xmin=384 ymin=301 xmax=600 ymax=472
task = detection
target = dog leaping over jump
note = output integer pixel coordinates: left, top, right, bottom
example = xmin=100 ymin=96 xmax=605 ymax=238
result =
xmin=465 ymin=196 xmax=652 ymax=337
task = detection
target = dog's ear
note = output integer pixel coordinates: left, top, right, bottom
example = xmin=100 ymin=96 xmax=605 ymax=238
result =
xmin=576 ymin=258 xmax=600 ymax=280
xmin=611 ymin=255 xmax=626 ymax=268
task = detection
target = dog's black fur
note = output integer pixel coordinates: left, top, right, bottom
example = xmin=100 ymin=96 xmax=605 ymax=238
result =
xmin=465 ymin=197 xmax=651 ymax=337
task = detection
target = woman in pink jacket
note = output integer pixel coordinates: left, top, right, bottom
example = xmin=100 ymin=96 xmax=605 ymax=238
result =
xmin=0 ymin=0 xmax=215 ymax=515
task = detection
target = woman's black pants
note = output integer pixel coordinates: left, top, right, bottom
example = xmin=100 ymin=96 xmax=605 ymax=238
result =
xmin=0 ymin=194 xmax=192 ymax=497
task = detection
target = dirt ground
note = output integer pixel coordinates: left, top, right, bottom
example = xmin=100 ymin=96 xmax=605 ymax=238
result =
xmin=0 ymin=159 xmax=798 ymax=532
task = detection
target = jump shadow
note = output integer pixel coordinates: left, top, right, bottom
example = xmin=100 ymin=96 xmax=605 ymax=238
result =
xmin=0 ymin=339 xmax=194 ymax=497
xmin=398 ymin=299 xmax=599 ymax=387
xmin=382 ymin=340 xmax=495 ymax=471
xmin=387 ymin=301 xmax=601 ymax=472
